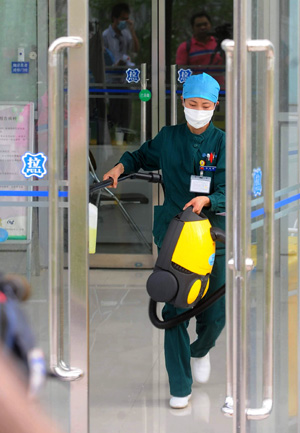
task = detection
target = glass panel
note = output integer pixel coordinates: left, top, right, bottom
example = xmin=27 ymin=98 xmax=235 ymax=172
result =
xmin=89 ymin=1 xmax=153 ymax=257
xmin=248 ymin=0 xmax=299 ymax=431
xmin=0 ymin=0 xmax=71 ymax=430
xmin=165 ymin=0 xmax=233 ymax=128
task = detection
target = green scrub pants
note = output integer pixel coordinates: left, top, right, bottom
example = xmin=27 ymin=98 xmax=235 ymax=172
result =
xmin=162 ymin=253 xmax=225 ymax=397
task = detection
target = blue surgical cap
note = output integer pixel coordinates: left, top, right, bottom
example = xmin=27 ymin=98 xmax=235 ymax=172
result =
xmin=183 ymin=73 xmax=220 ymax=103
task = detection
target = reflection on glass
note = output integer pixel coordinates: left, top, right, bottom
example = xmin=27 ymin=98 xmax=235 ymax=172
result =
xmin=89 ymin=1 xmax=152 ymax=255
xmin=165 ymin=2 xmax=232 ymax=129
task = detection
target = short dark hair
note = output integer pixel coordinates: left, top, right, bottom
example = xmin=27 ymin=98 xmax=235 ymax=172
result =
xmin=190 ymin=11 xmax=212 ymax=27
xmin=111 ymin=3 xmax=130 ymax=21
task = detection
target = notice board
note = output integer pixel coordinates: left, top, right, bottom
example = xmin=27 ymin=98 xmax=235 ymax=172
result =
xmin=0 ymin=102 xmax=34 ymax=239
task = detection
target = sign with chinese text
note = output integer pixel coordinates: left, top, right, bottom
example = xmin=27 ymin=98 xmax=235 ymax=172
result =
xmin=11 ymin=62 xmax=30 ymax=74
xmin=126 ymin=68 xmax=140 ymax=83
xmin=139 ymin=89 xmax=152 ymax=102
xmin=0 ymin=103 xmax=34 ymax=239
xmin=21 ymin=152 xmax=47 ymax=178
xmin=178 ymin=68 xmax=192 ymax=83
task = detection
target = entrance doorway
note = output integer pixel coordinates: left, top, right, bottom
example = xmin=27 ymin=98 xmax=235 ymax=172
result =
xmin=88 ymin=0 xmax=231 ymax=268
xmin=1 ymin=1 xmax=299 ymax=433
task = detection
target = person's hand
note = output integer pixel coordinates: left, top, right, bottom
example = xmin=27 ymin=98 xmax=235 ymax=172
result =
xmin=103 ymin=163 xmax=124 ymax=188
xmin=183 ymin=196 xmax=211 ymax=214
xmin=117 ymin=59 xmax=126 ymax=66
xmin=127 ymin=19 xmax=135 ymax=32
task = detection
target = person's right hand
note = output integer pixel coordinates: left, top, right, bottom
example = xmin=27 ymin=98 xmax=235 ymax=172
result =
xmin=127 ymin=19 xmax=135 ymax=32
xmin=103 ymin=163 xmax=124 ymax=188
xmin=117 ymin=59 xmax=126 ymax=66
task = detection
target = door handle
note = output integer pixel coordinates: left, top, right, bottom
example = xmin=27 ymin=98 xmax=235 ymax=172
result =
xmin=48 ymin=37 xmax=83 ymax=381
xmin=221 ymin=39 xmax=275 ymax=420
xmin=220 ymin=40 xmax=234 ymax=418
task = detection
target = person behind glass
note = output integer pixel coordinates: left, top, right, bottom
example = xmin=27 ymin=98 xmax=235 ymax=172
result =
xmin=103 ymin=73 xmax=226 ymax=409
xmin=176 ymin=12 xmax=224 ymax=87
xmin=102 ymin=2 xmax=139 ymax=66
xmin=102 ymin=3 xmax=140 ymax=140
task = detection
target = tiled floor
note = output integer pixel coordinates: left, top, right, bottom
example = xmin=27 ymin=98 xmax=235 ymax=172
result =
xmin=88 ymin=269 xmax=232 ymax=433
xmin=7 ymin=265 xmax=298 ymax=433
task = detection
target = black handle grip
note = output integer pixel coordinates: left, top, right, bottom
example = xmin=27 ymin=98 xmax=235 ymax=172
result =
xmin=89 ymin=178 xmax=113 ymax=194
xmin=89 ymin=172 xmax=163 ymax=195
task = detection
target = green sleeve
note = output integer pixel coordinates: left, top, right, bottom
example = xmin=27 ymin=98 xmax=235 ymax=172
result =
xmin=119 ymin=128 xmax=164 ymax=173
xmin=208 ymin=134 xmax=226 ymax=212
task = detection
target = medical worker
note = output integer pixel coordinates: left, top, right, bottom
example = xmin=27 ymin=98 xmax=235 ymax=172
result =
xmin=103 ymin=73 xmax=226 ymax=409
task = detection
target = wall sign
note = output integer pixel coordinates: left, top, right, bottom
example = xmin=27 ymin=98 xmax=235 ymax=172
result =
xmin=11 ymin=62 xmax=29 ymax=74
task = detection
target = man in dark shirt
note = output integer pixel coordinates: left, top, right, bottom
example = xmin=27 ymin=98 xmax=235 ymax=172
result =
xmin=102 ymin=3 xmax=140 ymax=140
xmin=176 ymin=12 xmax=224 ymax=87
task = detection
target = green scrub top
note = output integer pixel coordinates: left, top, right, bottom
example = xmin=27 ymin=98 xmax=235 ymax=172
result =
xmin=119 ymin=121 xmax=226 ymax=254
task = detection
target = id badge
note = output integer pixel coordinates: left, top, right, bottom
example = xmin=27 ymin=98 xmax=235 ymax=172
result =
xmin=190 ymin=175 xmax=211 ymax=194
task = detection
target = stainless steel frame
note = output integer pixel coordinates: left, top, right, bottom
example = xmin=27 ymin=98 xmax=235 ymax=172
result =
xmin=158 ymin=0 xmax=166 ymax=130
xmin=141 ymin=63 xmax=147 ymax=143
xmin=48 ymin=0 xmax=89 ymax=431
xmin=151 ymin=0 xmax=159 ymax=137
xmin=170 ymin=64 xmax=177 ymax=125
xmin=68 ymin=2 xmax=89 ymax=432
xmin=221 ymin=39 xmax=234 ymax=419
xmin=221 ymin=33 xmax=275 ymax=431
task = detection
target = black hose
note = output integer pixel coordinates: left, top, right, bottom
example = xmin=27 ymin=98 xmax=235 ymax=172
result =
xmin=148 ymin=284 xmax=225 ymax=329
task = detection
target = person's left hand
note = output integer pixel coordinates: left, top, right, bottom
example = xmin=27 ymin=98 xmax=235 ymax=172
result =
xmin=183 ymin=196 xmax=211 ymax=215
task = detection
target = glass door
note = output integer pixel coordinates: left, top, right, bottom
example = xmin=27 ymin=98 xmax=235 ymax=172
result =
xmin=223 ymin=0 xmax=300 ymax=432
xmin=89 ymin=0 xmax=155 ymax=269
xmin=0 ymin=1 xmax=89 ymax=432
xmin=88 ymin=0 xmax=233 ymax=269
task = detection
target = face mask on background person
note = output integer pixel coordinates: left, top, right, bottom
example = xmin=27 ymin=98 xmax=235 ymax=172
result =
xmin=117 ymin=20 xmax=127 ymax=31
xmin=184 ymin=106 xmax=215 ymax=129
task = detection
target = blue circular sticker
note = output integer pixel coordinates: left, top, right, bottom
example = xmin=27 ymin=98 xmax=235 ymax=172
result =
xmin=0 ymin=228 xmax=9 ymax=242
xmin=209 ymin=253 xmax=215 ymax=266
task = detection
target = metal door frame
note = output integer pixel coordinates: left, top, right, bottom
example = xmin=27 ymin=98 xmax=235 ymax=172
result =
xmin=48 ymin=1 xmax=89 ymax=432
xmin=222 ymin=0 xmax=300 ymax=431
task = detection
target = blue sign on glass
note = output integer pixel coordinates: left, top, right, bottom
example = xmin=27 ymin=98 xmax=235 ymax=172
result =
xmin=178 ymin=68 xmax=192 ymax=83
xmin=252 ymin=167 xmax=262 ymax=197
xmin=11 ymin=62 xmax=29 ymax=74
xmin=21 ymin=152 xmax=47 ymax=179
xmin=126 ymin=68 xmax=140 ymax=83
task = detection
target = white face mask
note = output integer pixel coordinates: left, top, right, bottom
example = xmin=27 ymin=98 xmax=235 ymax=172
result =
xmin=184 ymin=106 xmax=214 ymax=129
